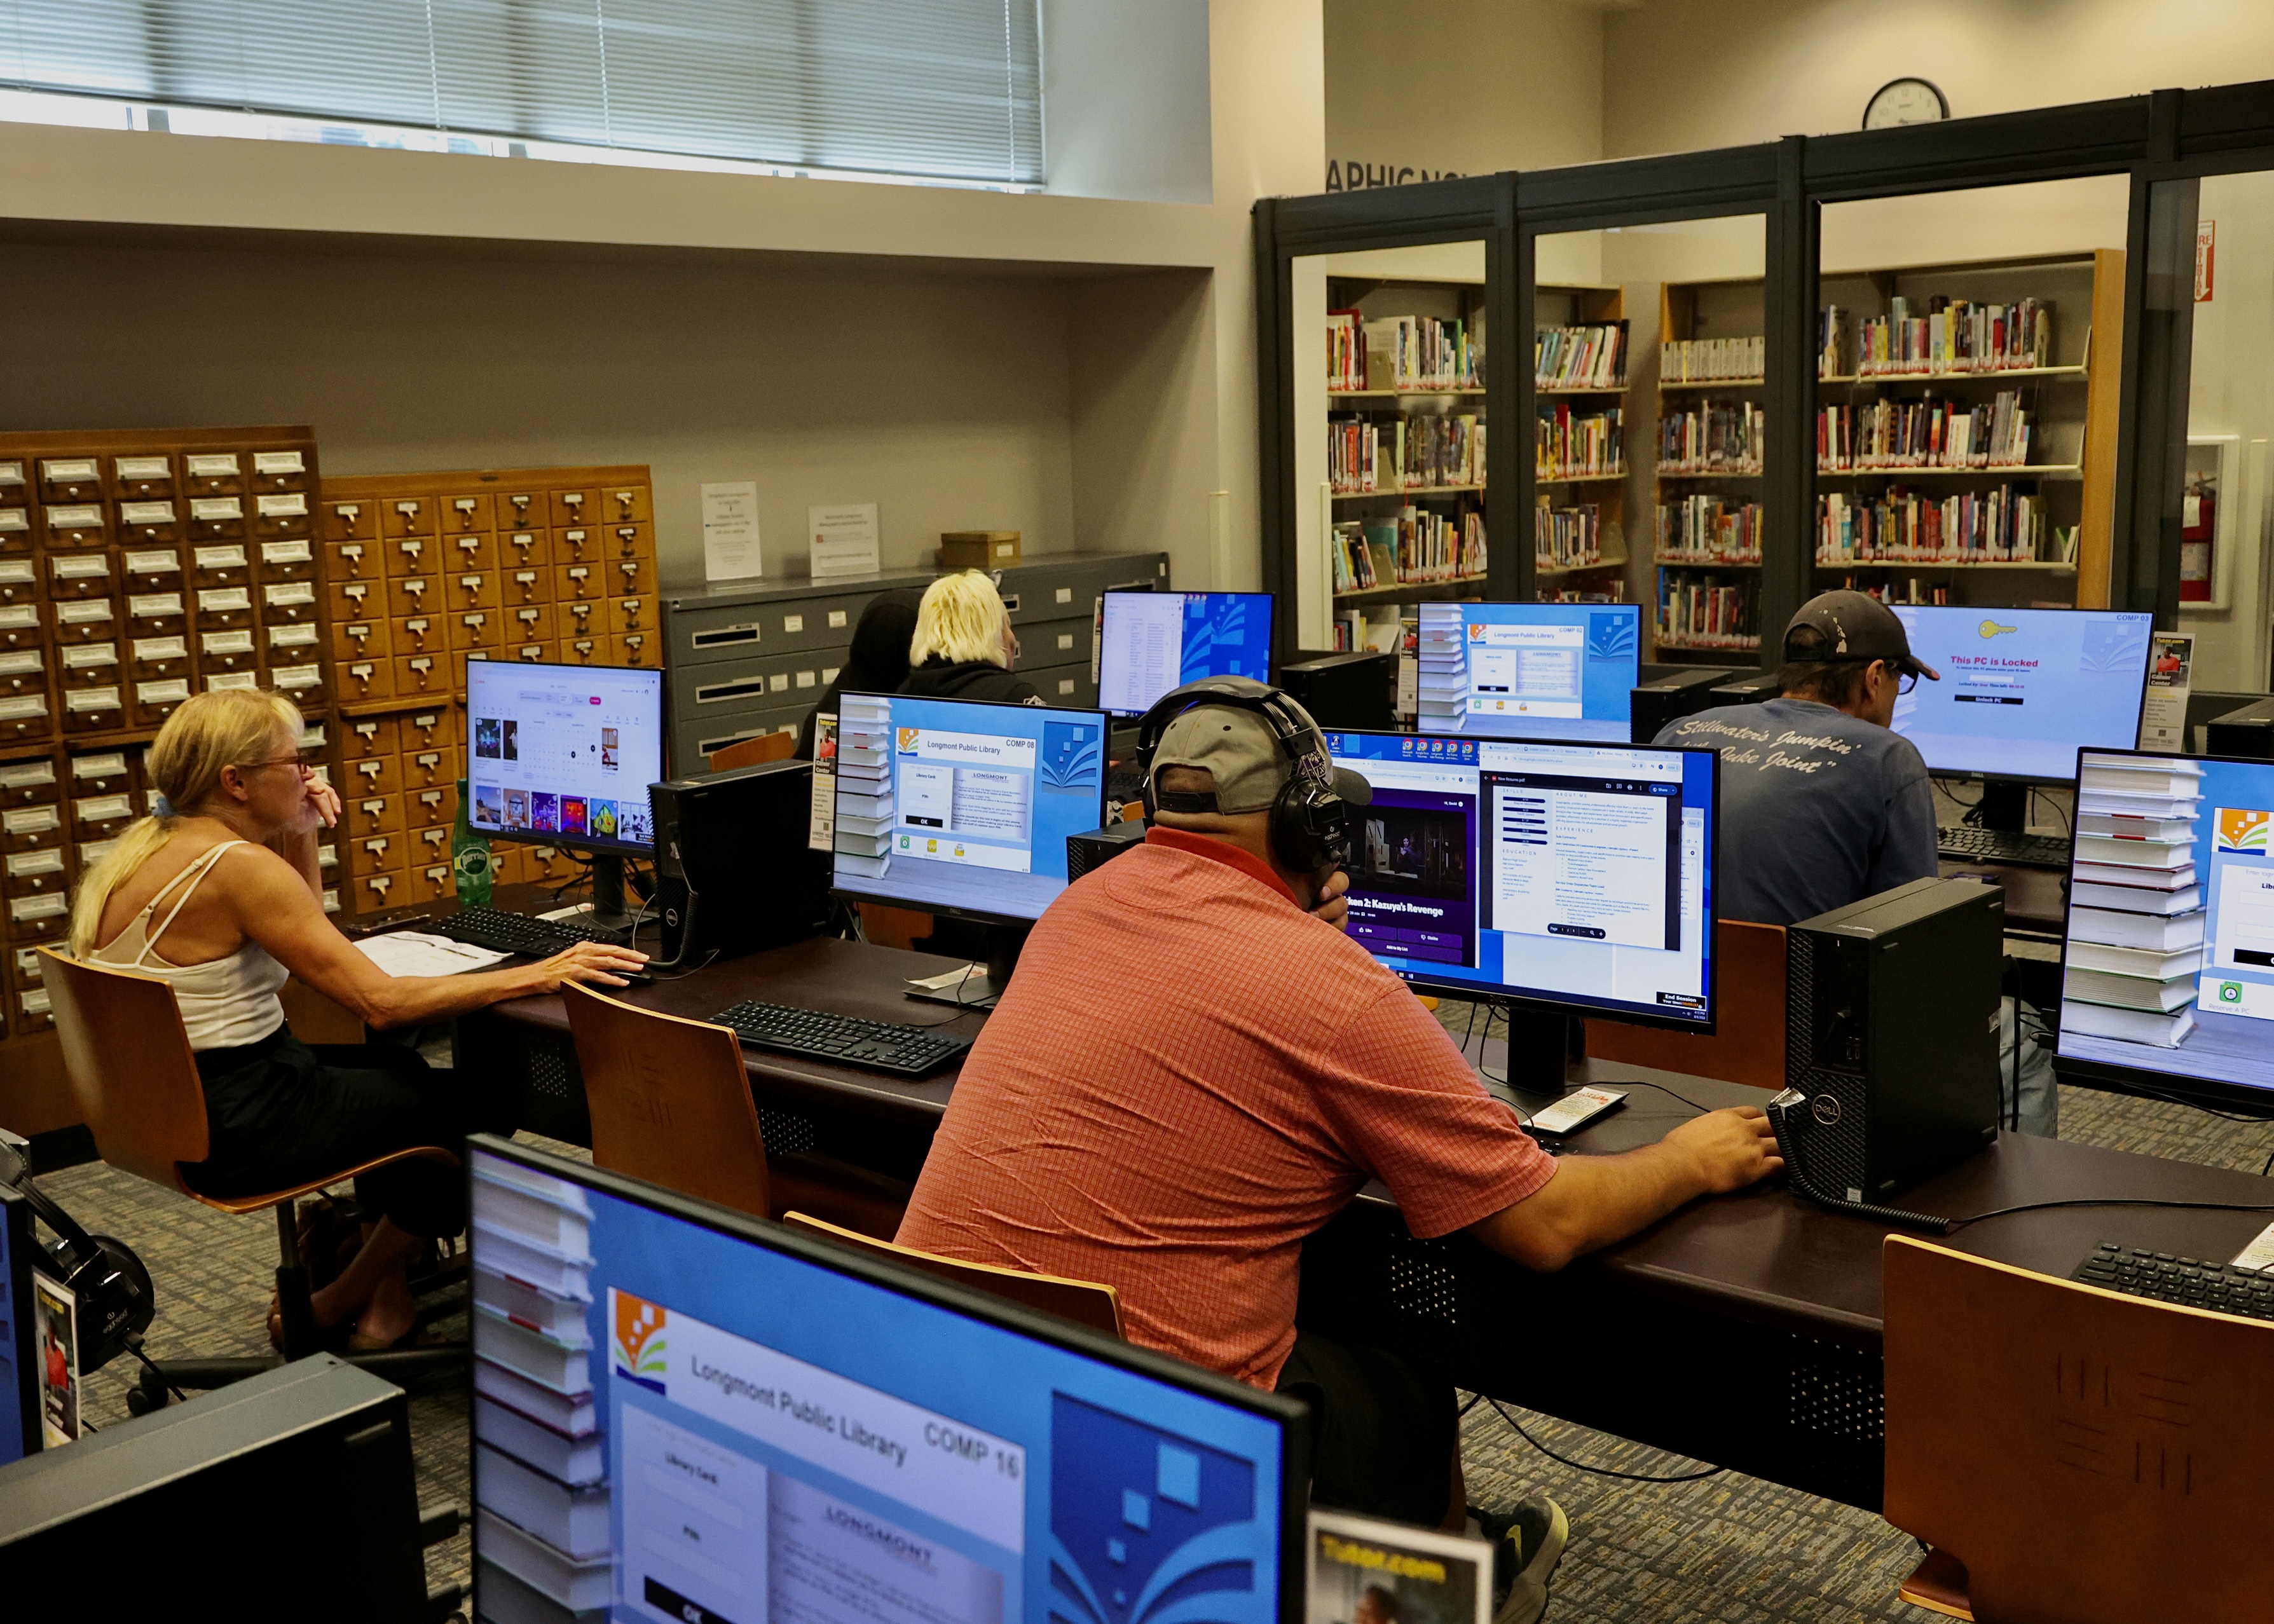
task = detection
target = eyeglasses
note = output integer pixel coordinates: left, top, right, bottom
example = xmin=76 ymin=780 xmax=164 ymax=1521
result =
xmin=238 ymin=749 xmax=324 ymax=774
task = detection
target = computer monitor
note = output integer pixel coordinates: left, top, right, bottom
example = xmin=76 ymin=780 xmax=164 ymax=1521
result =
xmin=1097 ymin=591 xmax=1275 ymax=717
xmin=831 ymin=692 xmax=1107 ymax=928
xmin=1885 ymin=605 xmax=2154 ymax=785
xmin=2053 ymin=747 xmax=2274 ymax=1113
xmin=1323 ymin=730 xmax=1717 ymax=1069
xmin=465 ymin=658 xmax=666 ymax=927
xmin=0 ymin=1186 xmax=33 ymax=1465
xmin=465 ymin=1136 xmax=1306 ymax=1624
xmin=1414 ymin=601 xmax=1642 ymax=742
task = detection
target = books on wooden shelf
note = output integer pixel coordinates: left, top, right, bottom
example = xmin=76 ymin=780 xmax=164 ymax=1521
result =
xmin=1327 ymin=310 xmax=1366 ymax=392
xmin=1818 ymin=390 xmax=2032 ymax=472
xmin=1818 ymin=305 xmax=1847 ymax=379
xmin=2063 ymin=754 xmax=2205 ymax=1046
xmin=1855 ymin=296 xmax=2051 ymax=376
xmin=1661 ymin=336 xmax=1762 ymax=384
xmin=1536 ymin=501 xmax=1605 ymax=571
xmin=1539 ymin=585 xmax=1628 ymax=604
xmin=1365 ymin=314 xmax=1482 ymax=391
xmin=1537 ymin=404 xmax=1624 ymax=480
xmin=1657 ymin=574 xmax=1754 ymax=648
xmin=1329 ymin=414 xmax=1484 ymax=494
xmin=1816 ymin=484 xmax=2047 ymax=564
xmin=1535 ymin=322 xmax=1628 ymax=390
xmin=1657 ymin=399 xmax=1764 ymax=475
xmin=1656 ymin=496 xmax=1762 ymax=564
xmin=1333 ymin=512 xmax=1486 ymax=592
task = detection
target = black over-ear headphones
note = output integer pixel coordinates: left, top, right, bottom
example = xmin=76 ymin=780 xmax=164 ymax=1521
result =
xmin=0 ymin=1133 xmax=156 ymax=1375
xmin=1134 ymin=678 xmax=1354 ymax=873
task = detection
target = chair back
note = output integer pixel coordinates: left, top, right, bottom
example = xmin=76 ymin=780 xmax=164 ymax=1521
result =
xmin=708 ymin=731 xmax=798 ymax=773
xmin=781 ymin=1211 xmax=1125 ymax=1339
xmin=1884 ymin=1236 xmax=2274 ymax=1624
xmin=563 ymin=983 xmax=772 ymax=1218
xmin=36 ymin=947 xmax=207 ymax=1191
xmin=1585 ymin=920 xmax=1786 ymax=1088
xmin=857 ymin=903 xmax=936 ymax=953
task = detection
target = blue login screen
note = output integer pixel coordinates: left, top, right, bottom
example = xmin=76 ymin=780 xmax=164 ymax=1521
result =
xmin=1416 ymin=602 xmax=1641 ymax=741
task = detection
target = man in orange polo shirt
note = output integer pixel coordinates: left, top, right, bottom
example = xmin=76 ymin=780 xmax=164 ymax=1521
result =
xmin=898 ymin=679 xmax=1779 ymax=1618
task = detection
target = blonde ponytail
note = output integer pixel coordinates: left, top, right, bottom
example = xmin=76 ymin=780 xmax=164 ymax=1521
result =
xmin=68 ymin=688 xmax=305 ymax=956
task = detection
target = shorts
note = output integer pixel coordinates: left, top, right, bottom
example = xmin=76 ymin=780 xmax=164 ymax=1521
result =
xmin=1275 ymin=1327 xmax=1459 ymax=1527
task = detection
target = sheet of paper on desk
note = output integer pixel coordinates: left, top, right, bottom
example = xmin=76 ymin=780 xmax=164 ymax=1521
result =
xmin=356 ymin=931 xmax=512 ymax=977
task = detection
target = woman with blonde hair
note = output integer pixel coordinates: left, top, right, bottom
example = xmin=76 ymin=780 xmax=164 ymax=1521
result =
xmin=898 ymin=570 xmax=1043 ymax=706
xmin=73 ymin=688 xmax=644 ymax=1348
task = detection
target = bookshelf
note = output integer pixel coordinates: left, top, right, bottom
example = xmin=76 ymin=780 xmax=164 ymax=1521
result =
xmin=1324 ymin=270 xmax=1490 ymax=653
xmin=1654 ymin=279 xmax=1767 ymax=658
xmin=1533 ymin=283 xmax=1631 ymax=606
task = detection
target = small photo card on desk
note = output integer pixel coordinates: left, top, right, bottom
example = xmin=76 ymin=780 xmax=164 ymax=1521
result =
xmin=1308 ymin=1510 xmax=1490 ymax=1624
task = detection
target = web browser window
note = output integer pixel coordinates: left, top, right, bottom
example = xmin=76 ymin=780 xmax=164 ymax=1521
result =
xmin=1414 ymin=603 xmax=1640 ymax=742
xmin=1887 ymin=606 xmax=2153 ymax=781
xmin=1325 ymin=732 xmax=1715 ymax=1025
xmin=833 ymin=693 xmax=1107 ymax=922
xmin=467 ymin=660 xmax=665 ymax=852
xmin=467 ymin=1143 xmax=1293 ymax=1624
xmin=1097 ymin=592 xmax=1275 ymax=718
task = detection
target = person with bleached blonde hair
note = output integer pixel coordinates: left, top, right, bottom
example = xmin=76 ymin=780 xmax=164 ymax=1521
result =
xmin=898 ymin=569 xmax=1043 ymax=706
xmin=72 ymin=688 xmax=645 ymax=1349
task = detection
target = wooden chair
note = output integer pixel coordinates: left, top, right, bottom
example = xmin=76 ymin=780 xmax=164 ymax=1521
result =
xmin=562 ymin=983 xmax=910 ymax=1239
xmin=858 ymin=903 xmax=936 ymax=953
xmin=36 ymin=948 xmax=465 ymax=1408
xmin=781 ymin=1211 xmax=1124 ymax=1339
xmin=1584 ymin=920 xmax=1787 ymax=1089
xmin=1882 ymin=1236 xmax=2274 ymax=1623
xmin=707 ymin=730 xmax=798 ymax=772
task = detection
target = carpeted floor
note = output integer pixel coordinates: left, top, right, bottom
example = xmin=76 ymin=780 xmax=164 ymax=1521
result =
xmin=31 ymin=1025 xmax=2274 ymax=1620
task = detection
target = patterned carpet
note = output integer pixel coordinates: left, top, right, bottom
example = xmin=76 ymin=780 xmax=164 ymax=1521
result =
xmin=31 ymin=1030 xmax=2274 ymax=1620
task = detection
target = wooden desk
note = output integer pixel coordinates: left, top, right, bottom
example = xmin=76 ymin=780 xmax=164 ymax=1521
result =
xmin=466 ymin=936 xmax=2273 ymax=1510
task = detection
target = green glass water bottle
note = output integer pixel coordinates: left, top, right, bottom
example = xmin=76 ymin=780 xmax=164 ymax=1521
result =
xmin=452 ymin=775 xmax=493 ymax=906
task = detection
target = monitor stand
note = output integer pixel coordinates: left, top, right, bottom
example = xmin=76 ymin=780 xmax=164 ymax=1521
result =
xmin=1975 ymin=780 xmax=2031 ymax=833
xmin=903 ymin=922 xmax=1029 ymax=1012
xmin=584 ymin=853 xmax=639 ymax=936
xmin=1484 ymin=1006 xmax=1582 ymax=1108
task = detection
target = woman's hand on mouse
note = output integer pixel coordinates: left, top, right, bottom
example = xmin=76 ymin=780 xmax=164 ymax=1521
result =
xmin=527 ymin=940 xmax=651 ymax=992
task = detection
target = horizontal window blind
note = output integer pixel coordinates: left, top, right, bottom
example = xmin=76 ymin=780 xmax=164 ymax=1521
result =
xmin=0 ymin=0 xmax=1043 ymax=184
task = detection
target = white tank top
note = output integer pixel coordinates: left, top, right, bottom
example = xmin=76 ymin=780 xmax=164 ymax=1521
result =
xmin=89 ymin=840 xmax=289 ymax=1052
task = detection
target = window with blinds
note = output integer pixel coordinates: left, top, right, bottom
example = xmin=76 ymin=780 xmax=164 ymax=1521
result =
xmin=0 ymin=0 xmax=1045 ymax=186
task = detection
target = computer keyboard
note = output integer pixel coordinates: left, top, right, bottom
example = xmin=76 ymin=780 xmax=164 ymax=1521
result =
xmin=711 ymin=1000 xmax=974 ymax=1078
xmin=2070 ymin=1242 xmax=2274 ymax=1321
xmin=427 ymin=906 xmax=624 ymax=957
xmin=1936 ymin=825 xmax=2073 ymax=870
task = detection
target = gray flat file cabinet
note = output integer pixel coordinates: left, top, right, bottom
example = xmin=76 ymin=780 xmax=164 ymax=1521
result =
xmin=662 ymin=550 xmax=1167 ymax=769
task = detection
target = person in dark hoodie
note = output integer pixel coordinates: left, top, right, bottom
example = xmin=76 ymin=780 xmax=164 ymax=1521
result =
xmin=898 ymin=570 xmax=1043 ymax=706
xmin=798 ymin=587 xmax=925 ymax=758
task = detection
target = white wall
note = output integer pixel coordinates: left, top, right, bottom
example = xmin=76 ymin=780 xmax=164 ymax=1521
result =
xmin=1043 ymin=0 xmax=1215 ymax=205
xmin=2183 ymin=171 xmax=2274 ymax=692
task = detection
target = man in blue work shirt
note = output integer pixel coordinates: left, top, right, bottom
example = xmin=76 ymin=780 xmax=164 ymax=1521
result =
xmin=1655 ymin=590 xmax=1940 ymax=927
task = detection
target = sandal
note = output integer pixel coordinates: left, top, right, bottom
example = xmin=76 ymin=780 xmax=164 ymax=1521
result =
xmin=346 ymin=1325 xmax=453 ymax=1353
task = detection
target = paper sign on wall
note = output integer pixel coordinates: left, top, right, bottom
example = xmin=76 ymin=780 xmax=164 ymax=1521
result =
xmin=701 ymin=481 xmax=764 ymax=581
xmin=809 ymin=503 xmax=880 ymax=579
xmin=2139 ymin=631 xmax=2195 ymax=754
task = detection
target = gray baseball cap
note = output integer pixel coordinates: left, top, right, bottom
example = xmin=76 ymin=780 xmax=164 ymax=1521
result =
xmin=1783 ymin=589 xmax=1942 ymax=681
xmin=1149 ymin=679 xmax=1373 ymax=814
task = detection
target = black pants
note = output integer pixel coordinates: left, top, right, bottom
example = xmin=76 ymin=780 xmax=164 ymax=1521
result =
xmin=183 ymin=1027 xmax=514 ymax=1239
xmin=1275 ymin=1328 xmax=1459 ymax=1527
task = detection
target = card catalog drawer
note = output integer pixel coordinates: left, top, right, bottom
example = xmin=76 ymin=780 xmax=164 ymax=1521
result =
xmin=121 ymin=547 xmax=184 ymax=594
xmin=261 ymin=579 xmax=320 ymax=625
xmin=0 ymin=561 xmax=34 ymax=608
xmin=383 ymin=576 xmax=435 ymax=618
xmin=392 ymin=615 xmax=441 ymax=656
xmin=60 ymin=685 xmax=123 ymax=735
xmin=203 ymin=671 xmax=261 ymax=695
xmin=381 ymin=496 xmax=436 ymax=538
xmin=125 ymin=592 xmax=184 ymax=639
xmin=554 ymin=526 xmax=601 ymax=566
xmin=1 ymin=846 xmax=66 ymax=902
xmin=246 ymin=448 xmax=310 ymax=495
xmin=0 ymin=601 xmax=45 ymax=651
xmin=129 ymin=634 xmax=192 ymax=681
xmin=0 ymin=648 xmax=43 ymax=695
xmin=346 ymin=871 xmax=402 ymax=913
xmin=58 ymin=641 xmax=120 ymax=688
xmin=345 ymin=831 xmax=408 ymax=878
xmin=0 ymin=507 xmax=30 ymax=559
xmin=549 ymin=488 xmax=596 ymax=527
xmin=0 ymin=463 xmax=27 ymax=512
xmin=43 ymin=504 xmax=106 ymax=547
xmin=331 ymin=618 xmax=391 ymax=664
xmin=67 ymin=749 xmax=130 ymax=798
xmin=552 ymin=562 xmax=603 ymax=602
xmin=558 ymin=635 xmax=604 ymax=667
xmin=392 ymin=652 xmax=449 ymax=697
xmin=270 ymin=660 xmax=325 ymax=709
xmin=404 ymin=861 xmax=456 ymax=908
xmin=340 ymin=755 xmax=397 ymax=800
xmin=503 ymin=568 xmax=549 ymax=608
xmin=267 ymin=621 xmax=322 ymax=662
xmin=447 ymin=572 xmax=500 ymax=612
xmin=0 ymin=692 xmax=51 ymax=746
xmin=325 ymin=540 xmax=380 ymax=584
xmin=256 ymin=537 xmax=317 ymax=582
xmin=198 ymin=627 xmax=259 ymax=672
xmin=327 ymin=579 xmax=381 ymax=624
xmin=407 ymin=781 xmax=457 ymax=829
xmin=343 ymin=791 xmax=404 ymax=840
xmin=46 ymin=550 xmax=115 ymax=599
xmin=442 ymin=491 xmax=492 ymax=533
xmin=72 ymin=788 xmax=135 ymax=838
xmin=449 ymin=609 xmax=502 ymax=650
xmin=610 ymin=632 xmax=655 ymax=668
xmin=606 ymin=521 xmax=654 ymax=560
xmin=5 ymin=891 xmax=68 ymax=945
xmin=444 ymin=533 xmax=498 ymax=575
xmin=401 ymin=746 xmax=451 ymax=791
xmin=406 ymin=822 xmax=452 ymax=868
xmin=387 ymin=535 xmax=442 ymax=578
xmin=37 ymin=459 xmax=101 ymax=505
xmin=181 ymin=452 xmax=242 ymax=498
xmin=116 ymin=500 xmax=179 ymax=544
xmin=606 ymin=596 xmax=650 ymax=634
xmin=402 ymin=707 xmax=457 ymax=754
xmin=606 ymin=557 xmax=652 ymax=599
xmin=111 ymin=454 xmax=174 ymax=501
xmin=337 ymin=659 xmax=394 ymax=704
xmin=192 ymin=587 xmax=253 ymax=632
xmin=1 ymin=800 xmax=64 ymax=851
xmin=130 ymin=676 xmax=191 ymax=729
xmin=501 ymin=529 xmax=553 ymax=573
xmin=184 ymin=496 xmax=245 ymax=541
xmin=493 ymin=490 xmax=544 ymax=531
xmin=341 ymin=714 xmax=401 ymax=760
xmin=556 ymin=599 xmax=604 ymax=643
xmin=323 ymin=499 xmax=377 ymax=542
xmin=0 ymin=755 xmax=59 ymax=809
xmin=503 ymin=639 xmax=556 ymax=665
xmin=505 ymin=603 xmax=554 ymax=645
xmin=189 ymin=543 xmax=250 ymax=590
xmin=55 ymin=597 xmax=118 ymax=643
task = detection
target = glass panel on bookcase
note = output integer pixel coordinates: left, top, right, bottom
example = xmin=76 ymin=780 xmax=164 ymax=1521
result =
xmin=1589 ymin=214 xmax=1768 ymax=664
xmin=1532 ymin=229 xmax=1630 ymax=610
xmin=1816 ymin=176 xmax=2129 ymax=617
xmin=2174 ymin=170 xmax=2273 ymax=693
xmin=1301 ymin=241 xmax=1490 ymax=668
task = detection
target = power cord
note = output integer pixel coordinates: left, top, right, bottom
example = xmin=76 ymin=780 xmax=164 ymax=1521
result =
xmin=1484 ymin=1397 xmax=1725 ymax=1485
xmin=123 ymin=1331 xmax=186 ymax=1405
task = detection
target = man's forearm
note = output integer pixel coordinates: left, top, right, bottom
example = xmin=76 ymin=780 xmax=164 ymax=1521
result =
xmin=1472 ymin=1141 xmax=1710 ymax=1271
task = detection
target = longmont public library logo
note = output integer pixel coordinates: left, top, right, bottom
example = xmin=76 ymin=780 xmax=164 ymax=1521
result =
xmin=614 ymin=1290 xmax=668 ymax=1392
xmin=2217 ymin=807 xmax=2271 ymax=856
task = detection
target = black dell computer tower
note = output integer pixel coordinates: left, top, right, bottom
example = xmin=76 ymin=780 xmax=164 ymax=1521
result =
xmin=1782 ymin=877 xmax=2003 ymax=1204
xmin=2205 ymin=695 xmax=2274 ymax=760
xmin=1279 ymin=650 xmax=1397 ymax=730
xmin=650 ymin=759 xmax=828 ymax=964
xmin=1627 ymin=667 xmax=1729 ymax=742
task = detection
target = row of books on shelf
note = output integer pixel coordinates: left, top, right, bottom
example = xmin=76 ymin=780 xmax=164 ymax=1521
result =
xmin=1656 ymin=495 xmax=1763 ymax=563
xmin=1327 ymin=414 xmax=1485 ymax=493
xmin=1854 ymin=296 xmax=2054 ymax=377
xmin=1535 ymin=322 xmax=1628 ymax=390
xmin=1331 ymin=512 xmax=1488 ymax=591
xmin=1656 ymin=576 xmax=1755 ymax=648
xmin=1327 ymin=310 xmax=1483 ymax=392
xmin=1535 ymin=502 xmax=1608 ymax=570
xmin=1331 ymin=606 xmax=1416 ymax=655
xmin=1662 ymin=336 xmax=1762 ymax=384
xmin=1657 ymin=399 xmax=1765 ymax=475
xmin=1819 ymin=390 xmax=2034 ymax=470
xmin=2060 ymin=756 xmax=2205 ymax=1048
xmin=1540 ymin=585 xmax=1628 ymax=604
xmin=1537 ymin=404 xmax=1624 ymax=480
xmin=1819 ymin=576 xmax=1959 ymax=604
xmin=1816 ymin=484 xmax=2066 ymax=565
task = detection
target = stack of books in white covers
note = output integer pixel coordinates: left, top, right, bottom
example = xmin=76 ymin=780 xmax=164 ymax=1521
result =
xmin=2062 ymin=754 xmax=2206 ymax=1047
xmin=470 ymin=1157 xmax=610 ymax=1621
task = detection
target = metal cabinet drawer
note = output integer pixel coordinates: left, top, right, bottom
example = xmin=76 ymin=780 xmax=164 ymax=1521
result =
xmin=1024 ymin=659 xmax=1100 ymax=711
xmin=676 ymin=646 xmax=849 ymax=716
xmin=673 ymin=705 xmax=811 ymax=772
xmin=665 ymin=578 xmax=922 ymax=668
xmin=992 ymin=552 xmax=1168 ymax=625
xmin=1019 ymin=613 xmax=1093 ymax=666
